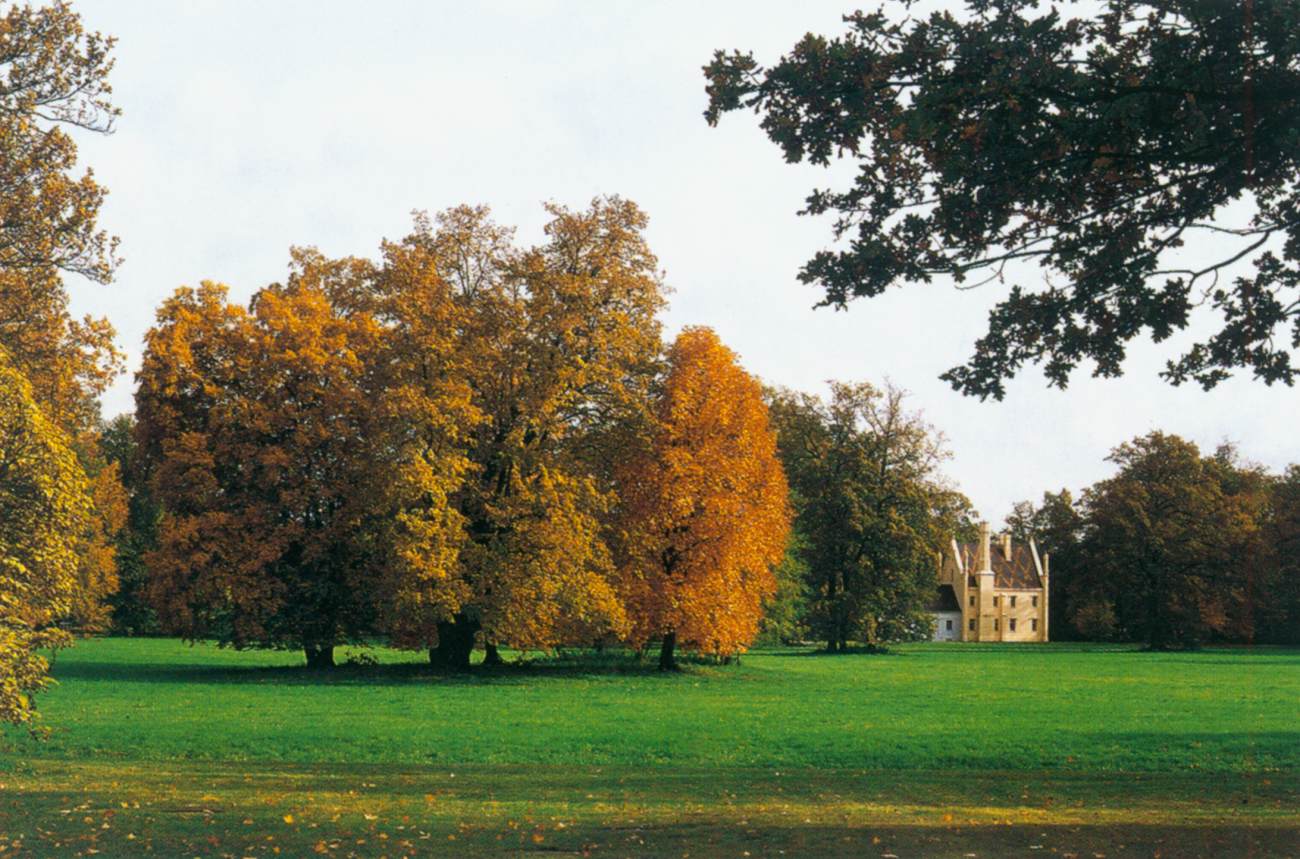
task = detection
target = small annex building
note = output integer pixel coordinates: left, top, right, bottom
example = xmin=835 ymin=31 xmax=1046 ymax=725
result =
xmin=929 ymin=522 xmax=1050 ymax=642
xmin=926 ymin=584 xmax=963 ymax=641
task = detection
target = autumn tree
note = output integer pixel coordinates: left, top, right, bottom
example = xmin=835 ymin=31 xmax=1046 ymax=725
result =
xmin=399 ymin=200 xmax=664 ymax=668
xmin=617 ymin=327 xmax=790 ymax=670
xmin=0 ymin=1 xmax=123 ymax=432
xmin=0 ymin=354 xmax=93 ymax=727
xmin=705 ymin=1 xmax=1300 ymax=396
xmin=1074 ymin=432 xmax=1259 ymax=649
xmin=0 ymin=2 xmax=125 ymax=642
xmin=283 ymin=226 xmax=480 ymax=668
xmin=1 ymin=1 xmax=118 ymax=282
xmin=769 ymin=382 xmax=960 ymax=651
xmin=135 ymin=282 xmax=382 ymax=667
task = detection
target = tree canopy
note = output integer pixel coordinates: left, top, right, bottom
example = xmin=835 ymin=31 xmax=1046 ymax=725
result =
xmin=135 ymin=282 xmax=382 ymax=667
xmin=0 ymin=355 xmax=93 ymax=727
xmin=704 ymin=0 xmax=1300 ymax=397
xmin=134 ymin=200 xmax=672 ymax=669
xmin=617 ymin=327 xmax=790 ymax=670
xmin=1016 ymin=433 xmax=1276 ymax=648
xmin=768 ymin=382 xmax=968 ymax=651
xmin=0 ymin=1 xmax=123 ymax=723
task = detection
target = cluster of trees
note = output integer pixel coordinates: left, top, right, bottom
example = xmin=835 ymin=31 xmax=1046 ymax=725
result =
xmin=1009 ymin=433 xmax=1300 ymax=649
xmin=0 ymin=1 xmax=794 ymax=725
xmin=5 ymin=0 xmax=1299 ymax=732
xmin=128 ymin=202 xmax=790 ymax=672
xmin=763 ymin=383 xmax=976 ymax=651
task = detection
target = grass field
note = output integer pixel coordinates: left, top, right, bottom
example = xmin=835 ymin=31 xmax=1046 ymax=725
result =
xmin=1 ymin=639 xmax=1297 ymax=857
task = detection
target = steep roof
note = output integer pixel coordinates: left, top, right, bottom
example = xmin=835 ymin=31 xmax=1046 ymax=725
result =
xmin=955 ymin=541 xmax=1043 ymax=590
xmin=926 ymin=584 xmax=961 ymax=613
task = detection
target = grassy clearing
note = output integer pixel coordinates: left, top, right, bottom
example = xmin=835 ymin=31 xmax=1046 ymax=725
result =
xmin=1 ymin=638 xmax=1297 ymax=856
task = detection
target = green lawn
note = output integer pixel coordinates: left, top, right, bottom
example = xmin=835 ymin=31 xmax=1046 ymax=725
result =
xmin=1 ymin=638 xmax=1297 ymax=857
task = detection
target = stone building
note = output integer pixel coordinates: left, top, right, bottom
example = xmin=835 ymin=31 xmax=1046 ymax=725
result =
xmin=928 ymin=522 xmax=1049 ymax=642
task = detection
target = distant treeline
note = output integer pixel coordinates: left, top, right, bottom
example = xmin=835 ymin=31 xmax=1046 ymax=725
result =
xmin=1004 ymin=434 xmax=1300 ymax=648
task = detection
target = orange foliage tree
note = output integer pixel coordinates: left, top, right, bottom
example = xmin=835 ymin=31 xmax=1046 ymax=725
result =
xmin=135 ymin=282 xmax=382 ymax=667
xmin=617 ymin=327 xmax=790 ymax=670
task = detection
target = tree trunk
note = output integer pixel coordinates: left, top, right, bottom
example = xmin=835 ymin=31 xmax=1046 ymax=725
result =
xmin=658 ymin=630 xmax=678 ymax=671
xmin=304 ymin=644 xmax=334 ymax=669
xmin=483 ymin=640 xmax=503 ymax=667
xmin=428 ymin=615 xmax=479 ymax=670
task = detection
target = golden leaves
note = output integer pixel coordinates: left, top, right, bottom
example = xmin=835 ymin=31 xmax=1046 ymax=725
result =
xmin=617 ymin=327 xmax=791 ymax=658
xmin=0 ymin=355 xmax=93 ymax=726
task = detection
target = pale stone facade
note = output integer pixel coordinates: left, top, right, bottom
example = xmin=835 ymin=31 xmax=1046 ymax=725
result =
xmin=929 ymin=522 xmax=1050 ymax=642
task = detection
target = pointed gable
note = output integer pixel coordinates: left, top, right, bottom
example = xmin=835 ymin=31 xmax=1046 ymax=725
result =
xmin=954 ymin=541 xmax=1043 ymax=589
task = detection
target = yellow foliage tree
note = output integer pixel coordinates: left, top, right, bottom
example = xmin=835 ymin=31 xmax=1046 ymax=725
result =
xmin=284 ymin=234 xmax=479 ymax=658
xmin=413 ymin=199 xmax=665 ymax=667
xmin=617 ymin=327 xmax=791 ymax=670
xmin=1 ymin=4 xmax=125 ymax=636
xmin=0 ymin=354 xmax=93 ymax=727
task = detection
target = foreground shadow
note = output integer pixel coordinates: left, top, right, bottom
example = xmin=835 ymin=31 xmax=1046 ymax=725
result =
xmin=49 ymin=653 xmax=722 ymax=686
xmin=7 ymin=761 xmax=1299 ymax=859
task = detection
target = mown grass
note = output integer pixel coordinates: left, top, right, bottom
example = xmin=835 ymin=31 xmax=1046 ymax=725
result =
xmin=1 ymin=638 xmax=1297 ymax=857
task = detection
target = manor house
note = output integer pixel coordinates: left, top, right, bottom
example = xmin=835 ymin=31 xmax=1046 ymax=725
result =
xmin=928 ymin=523 xmax=1049 ymax=642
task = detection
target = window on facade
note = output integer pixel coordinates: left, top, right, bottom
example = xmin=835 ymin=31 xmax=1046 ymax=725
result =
xmin=969 ymin=595 xmax=975 ymax=607
xmin=1010 ymin=595 xmax=1017 ymax=607
xmin=945 ymin=620 xmax=953 ymax=631
xmin=993 ymin=596 xmax=999 ymax=606
xmin=969 ymin=619 xmax=975 ymax=631
xmin=968 ymin=575 xmax=977 ymax=587
xmin=1032 ymin=619 xmax=1038 ymax=631
xmin=1032 ymin=595 xmax=1039 ymax=607
xmin=994 ymin=618 xmax=1000 ymax=631
xmin=1009 ymin=618 xmax=1017 ymax=632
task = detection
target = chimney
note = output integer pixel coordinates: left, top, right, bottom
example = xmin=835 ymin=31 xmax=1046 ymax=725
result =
xmin=1001 ymin=533 xmax=1012 ymax=559
xmin=978 ymin=522 xmax=992 ymax=572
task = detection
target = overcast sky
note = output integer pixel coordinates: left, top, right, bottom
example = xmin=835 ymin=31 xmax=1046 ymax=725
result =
xmin=67 ymin=0 xmax=1296 ymax=525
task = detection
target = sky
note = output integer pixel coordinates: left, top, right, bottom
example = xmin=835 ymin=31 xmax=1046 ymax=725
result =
xmin=65 ymin=0 xmax=1297 ymax=525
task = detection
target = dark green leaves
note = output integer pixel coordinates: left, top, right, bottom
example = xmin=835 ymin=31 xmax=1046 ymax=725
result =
xmin=706 ymin=1 xmax=1300 ymax=397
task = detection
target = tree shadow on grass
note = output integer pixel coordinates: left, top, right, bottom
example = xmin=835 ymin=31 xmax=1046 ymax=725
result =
xmin=530 ymin=822 xmax=1300 ymax=859
xmin=776 ymin=643 xmax=1300 ymax=664
xmin=778 ymin=644 xmax=906 ymax=657
xmin=48 ymin=651 xmax=733 ymax=687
